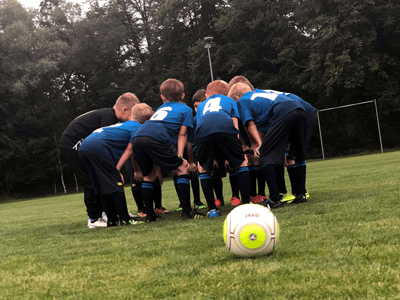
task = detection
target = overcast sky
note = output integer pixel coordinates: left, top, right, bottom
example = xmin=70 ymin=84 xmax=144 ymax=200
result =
xmin=18 ymin=0 xmax=88 ymax=10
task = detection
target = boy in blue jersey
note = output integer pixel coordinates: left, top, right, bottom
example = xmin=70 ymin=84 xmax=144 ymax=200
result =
xmin=256 ymin=89 xmax=317 ymax=203
xmin=228 ymin=75 xmax=317 ymax=204
xmin=131 ymin=79 xmax=202 ymax=221
xmin=78 ymin=102 xmax=154 ymax=226
xmin=60 ymin=92 xmax=140 ymax=228
xmin=196 ymin=80 xmax=251 ymax=217
xmin=229 ymin=82 xmax=309 ymax=207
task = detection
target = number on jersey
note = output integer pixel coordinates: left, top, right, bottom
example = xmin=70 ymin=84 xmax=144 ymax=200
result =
xmin=203 ymin=98 xmax=222 ymax=115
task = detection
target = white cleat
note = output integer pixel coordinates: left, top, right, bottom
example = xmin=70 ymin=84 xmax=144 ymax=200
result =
xmin=87 ymin=218 xmax=108 ymax=228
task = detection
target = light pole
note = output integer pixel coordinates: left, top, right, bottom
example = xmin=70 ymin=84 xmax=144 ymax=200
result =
xmin=203 ymin=36 xmax=214 ymax=82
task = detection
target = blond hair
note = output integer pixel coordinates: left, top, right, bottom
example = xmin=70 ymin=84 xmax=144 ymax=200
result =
xmin=228 ymin=75 xmax=255 ymax=91
xmin=227 ymin=83 xmax=252 ymax=101
xmin=206 ymin=80 xmax=229 ymax=97
xmin=114 ymin=92 xmax=140 ymax=109
xmin=131 ymin=103 xmax=153 ymax=124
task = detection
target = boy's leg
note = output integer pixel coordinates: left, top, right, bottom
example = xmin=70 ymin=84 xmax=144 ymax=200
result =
xmin=174 ymin=174 xmax=192 ymax=215
xmin=199 ymin=172 xmax=217 ymax=210
xmin=213 ymin=177 xmax=224 ymax=206
xmin=142 ymin=181 xmax=156 ymax=219
xmin=153 ymin=178 xmax=163 ymax=209
xmin=249 ymin=165 xmax=257 ymax=198
xmin=256 ymin=165 xmax=267 ymax=197
xmin=109 ymin=191 xmax=131 ymax=223
xmin=276 ymin=165 xmax=288 ymax=195
xmin=236 ymin=166 xmax=251 ymax=204
xmin=262 ymin=164 xmax=284 ymax=208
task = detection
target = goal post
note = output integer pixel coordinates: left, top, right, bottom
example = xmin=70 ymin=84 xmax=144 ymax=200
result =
xmin=317 ymin=99 xmax=383 ymax=160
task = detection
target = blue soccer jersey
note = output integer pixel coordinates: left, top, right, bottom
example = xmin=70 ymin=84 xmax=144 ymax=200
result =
xmin=237 ymin=90 xmax=306 ymax=133
xmin=134 ymin=101 xmax=193 ymax=148
xmin=79 ymin=120 xmax=142 ymax=164
xmin=255 ymin=88 xmax=317 ymax=115
xmin=195 ymin=94 xmax=240 ymax=139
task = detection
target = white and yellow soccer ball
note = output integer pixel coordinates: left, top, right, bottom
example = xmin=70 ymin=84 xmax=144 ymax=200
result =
xmin=223 ymin=204 xmax=279 ymax=257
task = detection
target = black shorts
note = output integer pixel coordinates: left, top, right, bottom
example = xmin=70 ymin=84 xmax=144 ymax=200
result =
xmin=197 ymin=133 xmax=245 ymax=172
xmin=259 ymin=109 xmax=308 ymax=166
xmin=79 ymin=151 xmax=124 ymax=195
xmin=131 ymin=136 xmax=183 ymax=176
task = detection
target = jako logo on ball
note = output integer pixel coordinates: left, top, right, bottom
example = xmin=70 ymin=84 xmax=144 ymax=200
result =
xmin=223 ymin=204 xmax=279 ymax=257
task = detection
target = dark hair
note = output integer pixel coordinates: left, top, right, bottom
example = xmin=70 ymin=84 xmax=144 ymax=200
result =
xmin=160 ymin=78 xmax=184 ymax=102
xmin=192 ymin=89 xmax=206 ymax=104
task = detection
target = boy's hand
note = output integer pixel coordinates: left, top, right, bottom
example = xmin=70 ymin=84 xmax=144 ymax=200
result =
xmin=134 ymin=170 xmax=143 ymax=182
xmin=119 ymin=171 xmax=125 ymax=185
xmin=189 ymin=162 xmax=197 ymax=174
xmin=251 ymin=145 xmax=261 ymax=159
xmin=181 ymin=158 xmax=189 ymax=169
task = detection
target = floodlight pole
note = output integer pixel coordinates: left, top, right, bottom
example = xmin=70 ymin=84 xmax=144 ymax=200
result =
xmin=204 ymin=37 xmax=214 ymax=82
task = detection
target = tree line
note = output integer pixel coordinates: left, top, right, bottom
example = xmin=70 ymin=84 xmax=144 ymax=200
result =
xmin=0 ymin=0 xmax=399 ymax=196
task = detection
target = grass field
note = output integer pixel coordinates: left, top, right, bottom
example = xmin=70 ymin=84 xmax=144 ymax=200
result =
xmin=1 ymin=152 xmax=400 ymax=299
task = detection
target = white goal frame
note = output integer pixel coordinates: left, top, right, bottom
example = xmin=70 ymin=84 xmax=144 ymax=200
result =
xmin=316 ymin=99 xmax=383 ymax=160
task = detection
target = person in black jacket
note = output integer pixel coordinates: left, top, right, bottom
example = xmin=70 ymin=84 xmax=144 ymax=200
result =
xmin=60 ymin=93 xmax=140 ymax=228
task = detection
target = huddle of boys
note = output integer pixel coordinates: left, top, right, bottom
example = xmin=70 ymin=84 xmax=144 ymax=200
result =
xmin=60 ymin=76 xmax=316 ymax=228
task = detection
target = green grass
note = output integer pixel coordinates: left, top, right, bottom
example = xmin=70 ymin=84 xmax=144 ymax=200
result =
xmin=1 ymin=152 xmax=400 ymax=299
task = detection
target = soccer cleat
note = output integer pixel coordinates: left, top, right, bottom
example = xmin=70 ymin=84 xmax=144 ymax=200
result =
xmin=137 ymin=210 xmax=146 ymax=218
xmin=263 ymin=199 xmax=284 ymax=209
xmin=230 ymin=197 xmax=242 ymax=206
xmin=182 ymin=211 xmax=206 ymax=220
xmin=207 ymin=209 xmax=220 ymax=218
xmin=128 ymin=211 xmax=138 ymax=218
xmin=145 ymin=215 xmax=163 ymax=223
xmin=305 ymin=191 xmax=310 ymax=199
xmin=107 ymin=221 xmax=118 ymax=227
xmin=194 ymin=201 xmax=206 ymax=210
xmin=215 ymin=198 xmax=225 ymax=207
xmin=281 ymin=193 xmax=296 ymax=203
xmin=119 ymin=219 xmax=138 ymax=226
xmin=250 ymin=195 xmax=264 ymax=204
xmin=176 ymin=205 xmax=183 ymax=212
xmin=155 ymin=207 xmax=169 ymax=214
xmin=292 ymin=194 xmax=307 ymax=204
xmin=87 ymin=218 xmax=108 ymax=229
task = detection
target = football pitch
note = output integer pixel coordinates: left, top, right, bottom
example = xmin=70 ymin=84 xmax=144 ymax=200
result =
xmin=1 ymin=151 xmax=399 ymax=299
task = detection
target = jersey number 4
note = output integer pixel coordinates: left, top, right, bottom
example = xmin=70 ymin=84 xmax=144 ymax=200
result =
xmin=203 ymin=98 xmax=222 ymax=115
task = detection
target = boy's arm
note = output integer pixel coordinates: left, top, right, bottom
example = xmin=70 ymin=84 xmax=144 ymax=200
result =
xmin=246 ymin=120 xmax=263 ymax=158
xmin=131 ymin=154 xmax=143 ymax=183
xmin=116 ymin=142 xmax=134 ymax=184
xmin=116 ymin=142 xmax=133 ymax=172
xmin=185 ymin=141 xmax=197 ymax=174
xmin=177 ymin=126 xmax=188 ymax=158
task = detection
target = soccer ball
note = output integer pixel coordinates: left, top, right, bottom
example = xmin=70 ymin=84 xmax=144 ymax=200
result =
xmin=223 ymin=204 xmax=279 ymax=257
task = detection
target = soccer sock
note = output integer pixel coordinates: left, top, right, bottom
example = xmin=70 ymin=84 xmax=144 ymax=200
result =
xmin=142 ymin=181 xmax=156 ymax=218
xmin=111 ymin=191 xmax=130 ymax=222
xmin=249 ymin=165 xmax=257 ymax=197
xmin=256 ymin=166 xmax=266 ymax=196
xmin=229 ymin=172 xmax=240 ymax=198
xmin=190 ymin=174 xmax=201 ymax=204
xmin=294 ymin=163 xmax=307 ymax=195
xmin=276 ymin=165 xmax=288 ymax=195
xmin=153 ymin=179 xmax=162 ymax=208
xmin=174 ymin=175 xmax=192 ymax=215
xmin=236 ymin=167 xmax=251 ymax=204
xmin=213 ymin=177 xmax=224 ymax=201
xmin=287 ymin=165 xmax=297 ymax=195
xmin=132 ymin=184 xmax=145 ymax=212
xmin=199 ymin=173 xmax=216 ymax=210
xmin=262 ymin=164 xmax=281 ymax=202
